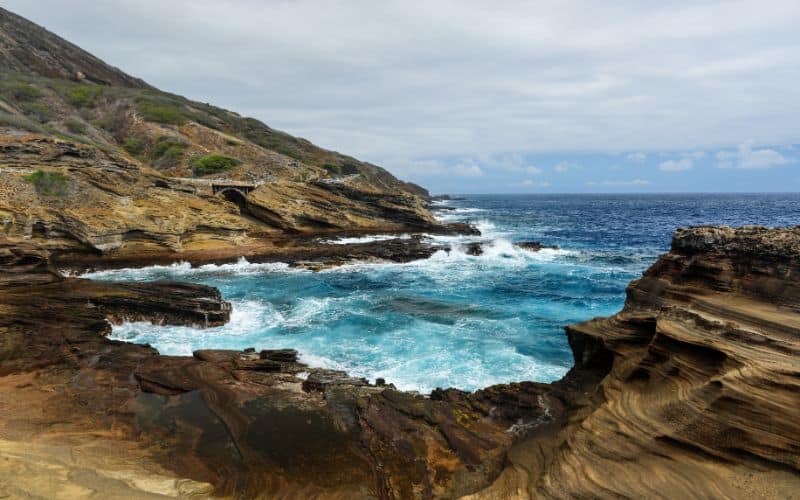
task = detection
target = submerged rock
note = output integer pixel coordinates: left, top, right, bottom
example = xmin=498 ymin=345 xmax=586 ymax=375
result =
xmin=515 ymin=240 xmax=559 ymax=251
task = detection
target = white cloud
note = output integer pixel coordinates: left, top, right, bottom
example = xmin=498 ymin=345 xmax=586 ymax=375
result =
xmin=716 ymin=141 xmax=791 ymax=169
xmin=659 ymin=158 xmax=693 ymax=172
xmin=526 ymin=166 xmax=544 ymax=175
xmin=6 ymin=0 xmax=800 ymax=173
xmin=554 ymin=162 xmax=570 ymax=173
xmin=626 ymin=152 xmax=647 ymax=162
xmin=452 ymin=164 xmax=484 ymax=177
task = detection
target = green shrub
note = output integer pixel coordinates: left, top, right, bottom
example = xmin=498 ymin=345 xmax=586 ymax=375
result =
xmin=152 ymin=136 xmax=188 ymax=168
xmin=322 ymin=163 xmax=342 ymax=174
xmin=190 ymin=154 xmax=240 ymax=175
xmin=122 ymin=137 xmax=145 ymax=156
xmin=24 ymin=170 xmax=69 ymax=196
xmin=67 ymin=85 xmax=103 ymax=107
xmin=1 ymin=82 xmax=42 ymax=101
xmin=138 ymin=102 xmax=187 ymax=125
xmin=63 ymin=118 xmax=87 ymax=134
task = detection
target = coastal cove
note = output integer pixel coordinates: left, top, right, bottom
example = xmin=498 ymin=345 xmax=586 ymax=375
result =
xmin=1 ymin=6 xmax=799 ymax=498
xmin=84 ymin=193 xmax=800 ymax=393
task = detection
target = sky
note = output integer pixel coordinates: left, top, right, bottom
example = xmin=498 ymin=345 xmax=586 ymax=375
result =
xmin=6 ymin=1 xmax=800 ymax=194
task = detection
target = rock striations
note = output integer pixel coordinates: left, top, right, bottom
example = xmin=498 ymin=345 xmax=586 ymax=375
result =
xmin=473 ymin=225 xmax=800 ymax=499
xmin=0 ymin=226 xmax=798 ymax=498
xmin=0 ymin=7 xmax=798 ymax=500
xmin=0 ymin=6 xmax=453 ymax=266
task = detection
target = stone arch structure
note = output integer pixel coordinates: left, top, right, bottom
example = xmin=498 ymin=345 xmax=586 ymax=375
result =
xmin=216 ymin=187 xmax=249 ymax=212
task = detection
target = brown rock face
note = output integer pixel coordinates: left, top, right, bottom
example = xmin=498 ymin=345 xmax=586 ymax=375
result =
xmin=3 ymin=226 xmax=798 ymax=498
xmin=0 ymin=6 xmax=450 ymax=266
xmin=474 ymin=226 xmax=800 ymax=499
xmin=0 ymin=239 xmax=60 ymax=287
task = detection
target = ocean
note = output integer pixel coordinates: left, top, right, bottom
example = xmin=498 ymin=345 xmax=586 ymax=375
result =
xmin=85 ymin=193 xmax=800 ymax=393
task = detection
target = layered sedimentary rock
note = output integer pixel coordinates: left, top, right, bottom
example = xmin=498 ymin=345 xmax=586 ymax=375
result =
xmin=0 ymin=135 xmax=467 ymax=268
xmin=1 ymin=226 xmax=798 ymax=498
xmin=474 ymin=226 xmax=800 ymax=499
xmin=0 ymin=251 xmax=530 ymax=498
xmin=0 ymin=6 xmax=461 ymax=266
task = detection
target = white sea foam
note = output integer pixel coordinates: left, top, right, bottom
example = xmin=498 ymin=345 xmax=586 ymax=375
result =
xmin=82 ymin=257 xmax=305 ymax=280
xmin=429 ymin=199 xmax=451 ymax=206
xmin=297 ymin=351 xmax=349 ymax=372
xmin=320 ymin=234 xmax=412 ymax=245
xmin=91 ymin=202 xmax=585 ymax=393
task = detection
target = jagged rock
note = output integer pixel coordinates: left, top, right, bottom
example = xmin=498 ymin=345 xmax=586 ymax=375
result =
xmin=1 ymin=226 xmax=799 ymax=498
xmin=0 ymin=239 xmax=61 ymax=287
xmin=465 ymin=242 xmax=484 ymax=255
xmin=259 ymin=349 xmax=299 ymax=363
xmin=476 ymin=226 xmax=800 ymax=499
xmin=515 ymin=240 xmax=559 ymax=252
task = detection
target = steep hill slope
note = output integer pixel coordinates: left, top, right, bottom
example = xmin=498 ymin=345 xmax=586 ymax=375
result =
xmin=0 ymin=7 xmax=437 ymax=259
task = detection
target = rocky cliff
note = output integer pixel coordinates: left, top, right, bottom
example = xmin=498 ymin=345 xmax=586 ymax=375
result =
xmin=0 ymin=226 xmax=797 ymax=498
xmin=473 ymin=225 xmax=800 ymax=499
xmin=0 ymin=7 xmax=448 ymax=265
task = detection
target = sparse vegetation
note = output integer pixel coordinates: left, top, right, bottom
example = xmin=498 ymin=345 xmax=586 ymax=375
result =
xmin=94 ymin=110 xmax=129 ymax=139
xmin=122 ymin=137 xmax=145 ymax=156
xmin=137 ymin=99 xmax=187 ymax=125
xmin=323 ymin=163 xmax=342 ymax=175
xmin=63 ymin=118 xmax=87 ymax=134
xmin=24 ymin=170 xmax=69 ymax=196
xmin=234 ymin=117 xmax=303 ymax=160
xmin=323 ymin=162 xmax=360 ymax=176
xmin=19 ymin=102 xmax=53 ymax=123
xmin=190 ymin=154 xmax=240 ymax=175
xmin=0 ymin=82 xmax=42 ymax=101
xmin=152 ymin=136 xmax=188 ymax=168
xmin=0 ymin=111 xmax=44 ymax=132
xmin=67 ymin=84 xmax=103 ymax=107
xmin=293 ymin=172 xmax=311 ymax=183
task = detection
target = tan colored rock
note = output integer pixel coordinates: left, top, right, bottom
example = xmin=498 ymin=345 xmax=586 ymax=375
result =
xmin=473 ymin=226 xmax=800 ymax=499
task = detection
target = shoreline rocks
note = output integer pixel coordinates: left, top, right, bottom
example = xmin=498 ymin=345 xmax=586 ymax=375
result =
xmin=0 ymin=226 xmax=798 ymax=498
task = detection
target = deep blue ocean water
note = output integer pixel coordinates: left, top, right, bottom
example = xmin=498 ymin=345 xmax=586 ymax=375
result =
xmin=85 ymin=193 xmax=800 ymax=392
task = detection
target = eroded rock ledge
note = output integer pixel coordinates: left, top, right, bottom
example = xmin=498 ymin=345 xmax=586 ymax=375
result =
xmin=475 ymin=226 xmax=800 ymax=499
xmin=0 ymin=226 xmax=798 ymax=498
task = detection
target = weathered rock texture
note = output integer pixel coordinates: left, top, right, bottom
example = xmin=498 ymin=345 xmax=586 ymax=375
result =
xmin=0 ymin=6 xmax=456 ymax=266
xmin=2 ymin=226 xmax=799 ymax=498
xmin=472 ymin=225 xmax=800 ymax=499
xmin=0 ymin=240 xmax=539 ymax=498
xmin=0 ymin=6 xmax=798 ymax=499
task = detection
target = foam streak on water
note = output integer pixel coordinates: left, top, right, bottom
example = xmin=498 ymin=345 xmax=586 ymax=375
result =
xmin=84 ymin=193 xmax=800 ymax=393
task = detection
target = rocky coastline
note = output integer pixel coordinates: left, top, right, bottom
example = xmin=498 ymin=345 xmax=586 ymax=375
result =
xmin=1 ymin=225 xmax=798 ymax=498
xmin=0 ymin=7 xmax=798 ymax=498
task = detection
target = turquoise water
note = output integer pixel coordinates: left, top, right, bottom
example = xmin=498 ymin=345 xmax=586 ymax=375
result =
xmin=84 ymin=193 xmax=800 ymax=392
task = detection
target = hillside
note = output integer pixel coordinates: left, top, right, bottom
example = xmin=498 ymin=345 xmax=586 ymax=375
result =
xmin=0 ymin=7 xmax=437 ymax=259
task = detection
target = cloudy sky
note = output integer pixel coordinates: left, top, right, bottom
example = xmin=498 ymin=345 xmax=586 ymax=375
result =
xmin=7 ymin=1 xmax=800 ymax=193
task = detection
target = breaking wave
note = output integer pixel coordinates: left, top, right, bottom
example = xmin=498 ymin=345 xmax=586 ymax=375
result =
xmin=87 ymin=193 xmax=709 ymax=393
